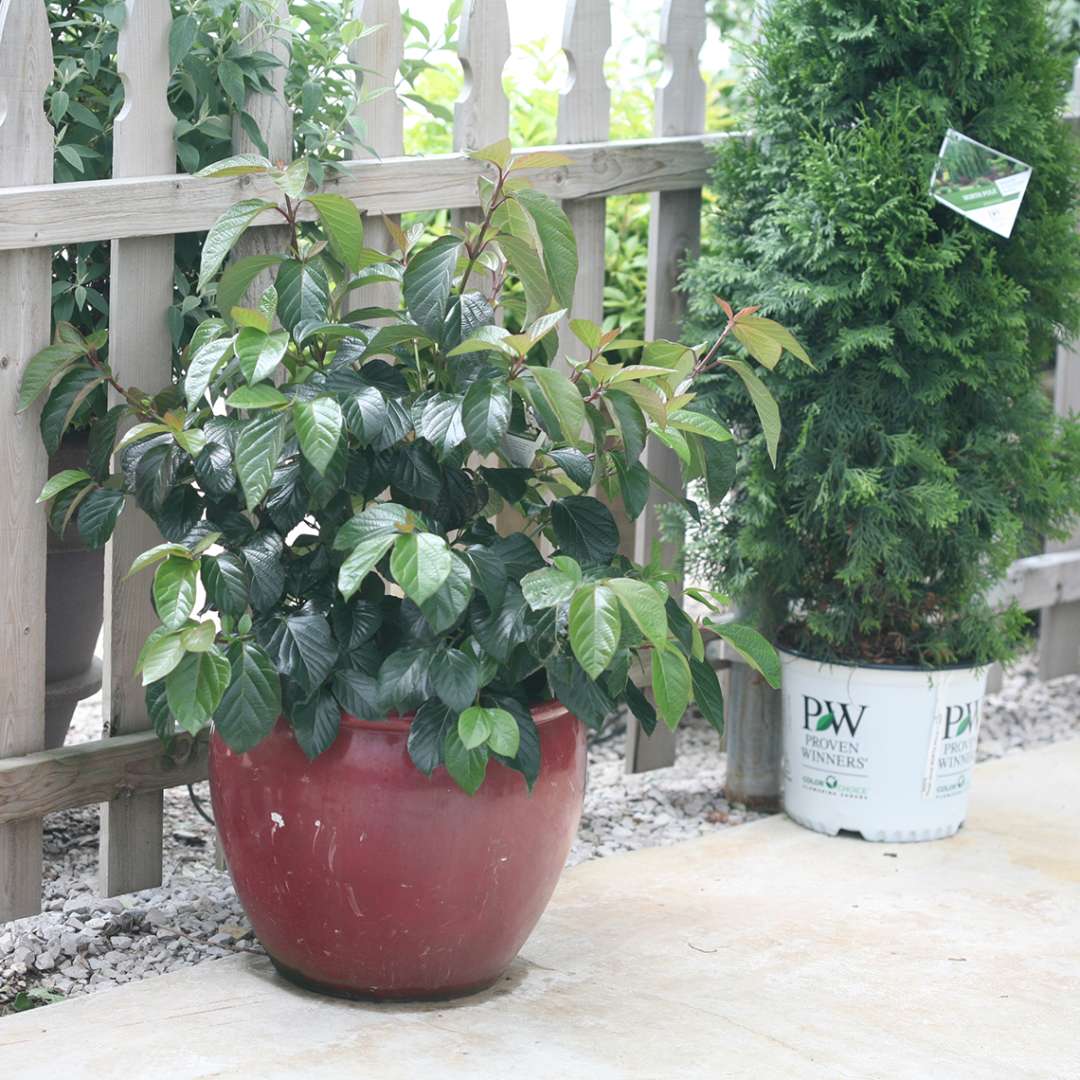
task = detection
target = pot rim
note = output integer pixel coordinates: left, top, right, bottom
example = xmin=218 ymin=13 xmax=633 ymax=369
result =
xmin=340 ymin=698 xmax=569 ymax=733
xmin=777 ymin=643 xmax=989 ymax=675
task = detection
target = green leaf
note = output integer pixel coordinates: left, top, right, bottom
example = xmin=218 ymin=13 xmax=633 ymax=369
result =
xmin=200 ymin=553 xmax=250 ymax=618
xmin=127 ymin=542 xmax=192 ymax=578
xmin=153 ymin=556 xmax=199 ymax=630
xmin=180 ymin=621 xmax=217 ymax=652
xmin=166 ymin=648 xmax=231 ymax=735
xmin=485 ymin=707 xmax=520 ymax=757
xmin=227 ymin=384 xmax=289 ymax=410
xmin=568 ymin=584 xmax=621 ymax=679
xmin=294 ymin=397 xmax=343 ymax=476
xmin=690 ymin=656 xmax=725 ymax=736
xmin=707 ymin=621 xmax=781 ymax=688
xmin=333 ymin=502 xmax=413 ymax=550
xmin=277 ymin=613 xmax=338 ymax=696
xmin=407 ymin=699 xmax=456 ymax=775
xmin=17 ymin=343 xmax=85 ymax=413
xmin=307 ymin=194 xmax=364 ymax=272
xmin=403 ymin=235 xmax=461 ymax=337
xmin=668 ymin=410 xmax=733 ymax=443
xmin=276 ymin=259 xmax=330 ymax=334
xmin=515 ymin=188 xmax=578 ymax=309
xmin=168 ymin=12 xmax=197 ymax=68
xmin=413 ymin=392 xmax=466 ymax=454
xmin=614 ymin=458 xmax=650 ymax=520
xmin=40 ymin=368 xmax=102 ymax=455
xmin=199 ymin=199 xmax=274 ymax=293
xmin=214 ymin=641 xmax=281 ymax=753
xmin=234 ymin=327 xmax=289 ymax=385
xmin=184 ymin=336 xmax=234 ymax=409
xmin=235 ymin=413 xmax=287 ymax=510
xmin=498 ymin=234 xmax=553 ymax=325
xmin=38 ymin=469 xmax=91 ymax=504
xmin=390 ymin=531 xmax=451 ymax=605
xmin=551 ymin=495 xmax=620 ymax=567
xmin=461 ymin=379 xmax=511 ymax=454
xmin=137 ymin=630 xmax=186 ymax=686
xmin=720 ymin=357 xmax=781 ymax=466
xmin=607 ymin=578 xmax=668 ymax=649
xmin=548 ymin=447 xmax=594 ymax=490
xmin=816 ymin=713 xmax=835 ymax=733
xmin=468 ymin=138 xmax=512 ymax=168
xmin=216 ymin=255 xmax=285 ymax=316
xmin=196 ymin=154 xmax=273 ymax=178
xmin=341 ymin=384 xmax=386 ymax=444
xmin=290 ymin=687 xmax=341 ymax=760
xmin=457 ymin=706 xmax=493 ymax=749
xmin=608 ymin=390 xmax=647 ymax=463
xmin=418 ymin=551 xmax=473 ymax=633
xmin=525 ymin=365 xmax=586 ymax=444
xmin=338 ymin=533 xmax=396 ymax=600
xmin=732 ymin=315 xmax=811 ymax=369
xmin=273 ymin=158 xmax=309 ymax=199
xmin=520 ymin=561 xmax=580 ymax=610
xmin=431 ymin=648 xmax=481 ymax=713
xmin=652 ymin=647 xmax=691 ymax=731
xmin=443 ymin=727 xmax=488 ymax=795
xmin=76 ymin=487 xmax=126 ymax=549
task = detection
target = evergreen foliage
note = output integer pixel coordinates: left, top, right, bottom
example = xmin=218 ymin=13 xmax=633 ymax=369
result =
xmin=684 ymin=0 xmax=1080 ymax=666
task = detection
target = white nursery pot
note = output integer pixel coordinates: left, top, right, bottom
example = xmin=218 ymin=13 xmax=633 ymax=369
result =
xmin=779 ymin=649 xmax=989 ymax=842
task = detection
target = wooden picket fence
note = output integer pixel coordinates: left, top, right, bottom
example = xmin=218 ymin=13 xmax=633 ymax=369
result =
xmin=1 ymin=0 xmax=1078 ymax=924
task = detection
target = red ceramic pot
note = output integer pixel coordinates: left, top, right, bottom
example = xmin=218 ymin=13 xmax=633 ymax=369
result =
xmin=209 ymin=700 xmax=585 ymax=1001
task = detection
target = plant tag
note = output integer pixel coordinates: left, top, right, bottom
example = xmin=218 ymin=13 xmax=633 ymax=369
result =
xmin=929 ymin=129 xmax=1032 ymax=238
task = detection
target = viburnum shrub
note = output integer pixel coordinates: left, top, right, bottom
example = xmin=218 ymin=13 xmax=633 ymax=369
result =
xmin=20 ymin=143 xmax=807 ymax=793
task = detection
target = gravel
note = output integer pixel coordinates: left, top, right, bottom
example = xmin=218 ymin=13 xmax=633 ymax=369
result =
xmin=2 ymin=652 xmax=1078 ymax=1015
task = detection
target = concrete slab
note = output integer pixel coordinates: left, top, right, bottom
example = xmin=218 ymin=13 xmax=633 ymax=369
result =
xmin=3 ymin=741 xmax=1080 ymax=1080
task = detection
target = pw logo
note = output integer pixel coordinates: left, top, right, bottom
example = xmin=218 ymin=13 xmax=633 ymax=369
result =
xmin=943 ymin=700 xmax=980 ymax=740
xmin=803 ymin=696 xmax=867 ymax=736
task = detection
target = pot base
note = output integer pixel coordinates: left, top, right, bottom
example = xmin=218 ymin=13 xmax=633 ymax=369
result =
xmin=784 ymin=805 xmax=965 ymax=843
xmin=269 ymin=956 xmax=504 ymax=1003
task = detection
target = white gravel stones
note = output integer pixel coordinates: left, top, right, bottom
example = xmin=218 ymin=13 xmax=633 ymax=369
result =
xmin=2 ymin=653 xmax=1078 ymax=1014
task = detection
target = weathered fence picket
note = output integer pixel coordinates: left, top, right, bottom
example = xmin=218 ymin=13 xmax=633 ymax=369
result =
xmin=625 ymin=0 xmax=707 ymax=773
xmin=349 ymin=0 xmax=405 ymax=314
xmin=0 ymin=0 xmax=52 ymax=922
xmin=99 ymin=0 xmax=176 ymax=899
xmin=0 ymin=0 xmax=1078 ymax=921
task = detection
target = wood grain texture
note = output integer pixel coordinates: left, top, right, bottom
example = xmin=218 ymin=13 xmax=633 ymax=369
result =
xmin=0 ymin=732 xmax=208 ymax=827
xmin=558 ymin=0 xmax=611 ymax=364
xmin=349 ymin=0 xmax=405 ymax=314
xmin=626 ymin=0 xmax=707 ymax=774
xmin=1038 ymin=334 xmax=1080 ymax=679
xmin=100 ymin=0 xmax=176 ymax=897
xmin=0 ymin=134 xmax=729 ymax=252
xmin=231 ymin=0 xmax=292 ymax=301
xmin=0 ymin=0 xmax=53 ymax=920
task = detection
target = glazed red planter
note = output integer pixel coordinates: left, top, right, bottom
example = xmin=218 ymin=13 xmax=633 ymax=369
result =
xmin=209 ymin=700 xmax=585 ymax=1001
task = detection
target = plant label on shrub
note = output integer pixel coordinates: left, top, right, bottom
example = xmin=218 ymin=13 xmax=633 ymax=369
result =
xmin=930 ymin=129 xmax=1032 ymax=238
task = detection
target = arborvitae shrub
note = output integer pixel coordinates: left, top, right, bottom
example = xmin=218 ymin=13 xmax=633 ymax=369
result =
xmin=684 ymin=0 xmax=1080 ymax=666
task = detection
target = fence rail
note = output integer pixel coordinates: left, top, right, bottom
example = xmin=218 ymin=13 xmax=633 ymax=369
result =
xmin=0 ymin=0 xmax=1078 ymax=922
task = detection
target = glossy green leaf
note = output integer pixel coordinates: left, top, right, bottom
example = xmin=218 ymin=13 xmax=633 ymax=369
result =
xmin=295 ymin=397 xmax=343 ymax=476
xmin=214 ymin=641 xmax=282 ymax=752
xmin=551 ymin=496 xmax=620 ymax=567
xmin=227 ymin=384 xmax=289 ymax=410
xmin=720 ymin=357 xmax=781 ymax=466
xmin=515 ymin=188 xmax=577 ymax=310
xmin=608 ymin=578 xmax=668 ymax=649
xmin=37 ymin=469 xmax=90 ymax=504
xmin=652 ymin=647 xmax=691 ymax=731
xmin=200 ymin=553 xmax=250 ymax=618
xmin=403 ymin=235 xmax=461 ymax=337
xmin=17 ymin=343 xmax=85 ymax=413
xmin=76 ymin=487 xmax=125 ymax=549
xmin=153 ymin=556 xmax=199 ymax=630
xmin=461 ymin=379 xmax=511 ymax=454
xmin=338 ymin=532 xmax=396 ymax=600
xmin=443 ymin=726 xmax=488 ymax=795
xmin=137 ymin=629 xmax=186 ymax=686
xmin=457 ymin=706 xmax=493 ymax=749
xmin=235 ymin=327 xmax=289 ymax=385
xmin=525 ymin=365 xmax=585 ymax=444
xmin=165 ymin=648 xmax=231 ymax=735
xmin=707 ymin=620 xmax=781 ymax=688
xmin=183 ymin=335 xmax=234 ymax=409
xmin=276 ymin=259 xmax=330 ymax=334
xmin=390 ymin=531 xmax=451 ymax=605
xmin=690 ymin=656 xmax=725 ymax=736
xmin=216 ymin=255 xmax=285 ymax=316
xmin=568 ymin=584 xmax=621 ymax=679
xmin=235 ymin=412 xmax=287 ymax=510
xmin=198 ymin=199 xmax=274 ymax=293
xmin=307 ymin=194 xmax=364 ymax=271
